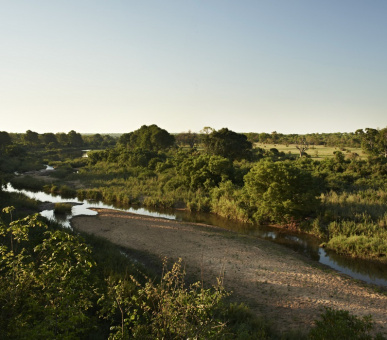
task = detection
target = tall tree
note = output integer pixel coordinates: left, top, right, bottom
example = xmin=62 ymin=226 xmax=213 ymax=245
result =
xmin=40 ymin=133 xmax=58 ymax=146
xmin=23 ymin=130 xmax=40 ymax=146
xmin=67 ymin=130 xmax=84 ymax=147
xmin=175 ymin=130 xmax=198 ymax=148
xmin=0 ymin=131 xmax=12 ymax=151
xmin=357 ymin=127 xmax=387 ymax=158
xmin=121 ymin=125 xmax=175 ymax=151
xmin=203 ymin=128 xmax=252 ymax=161
xmin=295 ymin=137 xmax=309 ymax=158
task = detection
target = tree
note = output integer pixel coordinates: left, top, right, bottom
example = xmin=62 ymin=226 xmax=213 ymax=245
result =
xmin=295 ymin=137 xmax=309 ymax=158
xmin=203 ymin=128 xmax=252 ymax=161
xmin=176 ymin=154 xmax=232 ymax=190
xmin=120 ymin=125 xmax=175 ymax=151
xmin=56 ymin=132 xmax=69 ymax=146
xmin=23 ymin=130 xmax=40 ymax=146
xmin=376 ymin=127 xmax=387 ymax=158
xmin=40 ymin=133 xmax=58 ymax=146
xmin=244 ymin=160 xmax=321 ymax=224
xmin=0 ymin=131 xmax=12 ymax=151
xmin=67 ymin=130 xmax=84 ymax=147
xmin=357 ymin=127 xmax=387 ymax=158
xmin=175 ymin=130 xmax=199 ymax=149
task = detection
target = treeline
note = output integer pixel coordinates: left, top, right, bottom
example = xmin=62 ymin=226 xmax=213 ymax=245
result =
xmin=0 ymin=130 xmax=117 ymax=175
xmin=0 ymin=130 xmax=116 ymax=150
xmin=1 ymin=126 xmax=386 ymax=153
xmin=244 ymin=131 xmax=362 ymax=147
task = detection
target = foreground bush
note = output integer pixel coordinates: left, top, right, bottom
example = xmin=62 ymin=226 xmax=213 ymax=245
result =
xmin=99 ymin=259 xmax=229 ymax=339
xmin=309 ymin=307 xmax=385 ymax=340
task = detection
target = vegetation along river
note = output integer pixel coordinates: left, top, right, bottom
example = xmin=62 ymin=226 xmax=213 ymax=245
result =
xmin=6 ymin=182 xmax=387 ymax=288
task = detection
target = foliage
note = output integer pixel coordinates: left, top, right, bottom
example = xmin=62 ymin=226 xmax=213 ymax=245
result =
xmin=0 ymin=208 xmax=97 ymax=339
xmin=357 ymin=127 xmax=387 ymax=158
xmin=210 ymin=180 xmax=250 ymax=222
xmin=99 ymin=258 xmax=229 ymax=339
xmin=1 ymin=207 xmax=278 ymax=339
xmin=309 ymin=307 xmax=385 ymax=340
xmin=244 ymin=160 xmax=321 ymax=223
xmin=176 ymin=153 xmax=233 ymax=191
xmin=203 ymin=128 xmax=252 ymax=161
xmin=0 ymin=131 xmax=12 ymax=150
xmin=118 ymin=124 xmax=175 ymax=152
xmin=2 ymin=125 xmax=387 ymax=265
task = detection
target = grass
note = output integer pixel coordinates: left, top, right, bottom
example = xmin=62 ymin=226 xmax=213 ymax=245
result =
xmin=54 ymin=202 xmax=73 ymax=215
xmin=254 ymin=144 xmax=366 ymax=160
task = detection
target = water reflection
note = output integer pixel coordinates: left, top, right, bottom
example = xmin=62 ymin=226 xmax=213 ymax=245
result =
xmin=5 ymin=183 xmax=387 ymax=287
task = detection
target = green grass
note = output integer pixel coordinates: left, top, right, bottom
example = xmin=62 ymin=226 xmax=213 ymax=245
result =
xmin=254 ymin=143 xmax=366 ymax=160
xmin=54 ymin=203 xmax=73 ymax=214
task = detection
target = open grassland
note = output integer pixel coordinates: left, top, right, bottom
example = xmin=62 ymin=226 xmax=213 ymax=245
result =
xmin=255 ymin=143 xmax=367 ymax=160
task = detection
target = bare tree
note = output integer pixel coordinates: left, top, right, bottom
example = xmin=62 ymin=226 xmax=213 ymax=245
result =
xmin=295 ymin=138 xmax=309 ymax=158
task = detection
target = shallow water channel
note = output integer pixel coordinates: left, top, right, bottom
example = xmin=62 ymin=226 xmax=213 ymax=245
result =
xmin=5 ymin=183 xmax=387 ymax=287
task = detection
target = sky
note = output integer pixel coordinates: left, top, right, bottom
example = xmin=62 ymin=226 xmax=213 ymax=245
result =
xmin=1 ymin=0 xmax=386 ymax=135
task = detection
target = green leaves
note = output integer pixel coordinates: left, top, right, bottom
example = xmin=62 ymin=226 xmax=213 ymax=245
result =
xmin=309 ymin=307 xmax=383 ymax=340
xmin=244 ymin=160 xmax=321 ymax=223
xmin=99 ymin=258 xmax=229 ymax=339
xmin=203 ymin=128 xmax=252 ymax=161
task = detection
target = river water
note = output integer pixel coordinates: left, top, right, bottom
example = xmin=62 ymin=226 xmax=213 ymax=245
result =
xmin=5 ymin=183 xmax=387 ymax=287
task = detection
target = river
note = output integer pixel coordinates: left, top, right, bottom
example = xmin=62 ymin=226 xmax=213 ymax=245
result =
xmin=5 ymin=182 xmax=387 ymax=287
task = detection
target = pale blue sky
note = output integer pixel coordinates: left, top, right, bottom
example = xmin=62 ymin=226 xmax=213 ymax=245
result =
xmin=1 ymin=1 xmax=386 ymax=134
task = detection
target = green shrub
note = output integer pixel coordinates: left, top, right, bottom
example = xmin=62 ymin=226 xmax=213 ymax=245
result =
xmin=10 ymin=175 xmax=45 ymax=192
xmin=54 ymin=203 xmax=72 ymax=215
xmin=59 ymin=185 xmax=77 ymax=198
xmin=309 ymin=307 xmax=385 ymax=340
xmin=99 ymin=258 xmax=229 ymax=339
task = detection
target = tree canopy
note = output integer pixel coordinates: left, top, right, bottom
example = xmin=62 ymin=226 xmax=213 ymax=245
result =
xmin=118 ymin=125 xmax=175 ymax=151
xmin=356 ymin=127 xmax=387 ymax=158
xmin=202 ymin=128 xmax=252 ymax=160
xmin=244 ymin=160 xmax=321 ymax=223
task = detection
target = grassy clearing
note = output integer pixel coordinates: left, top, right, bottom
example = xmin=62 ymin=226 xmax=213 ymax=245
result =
xmin=255 ymin=144 xmax=366 ymax=160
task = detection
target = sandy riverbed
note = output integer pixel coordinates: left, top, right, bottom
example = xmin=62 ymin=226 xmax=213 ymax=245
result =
xmin=72 ymin=209 xmax=387 ymax=334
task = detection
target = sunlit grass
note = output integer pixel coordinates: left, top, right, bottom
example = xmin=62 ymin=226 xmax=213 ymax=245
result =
xmin=254 ymin=143 xmax=366 ymax=160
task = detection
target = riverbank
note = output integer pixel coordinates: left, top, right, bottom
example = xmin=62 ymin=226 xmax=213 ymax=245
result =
xmin=72 ymin=209 xmax=387 ymax=335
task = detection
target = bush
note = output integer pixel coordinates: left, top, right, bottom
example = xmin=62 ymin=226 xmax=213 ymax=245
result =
xmin=54 ymin=203 xmax=72 ymax=215
xmin=99 ymin=258 xmax=229 ymax=339
xmin=309 ymin=307 xmax=385 ymax=340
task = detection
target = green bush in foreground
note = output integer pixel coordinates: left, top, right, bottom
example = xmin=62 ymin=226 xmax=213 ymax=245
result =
xmin=309 ymin=307 xmax=385 ymax=340
xmin=99 ymin=258 xmax=229 ymax=339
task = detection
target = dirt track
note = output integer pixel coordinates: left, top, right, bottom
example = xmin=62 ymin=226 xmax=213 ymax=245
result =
xmin=72 ymin=209 xmax=387 ymax=334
